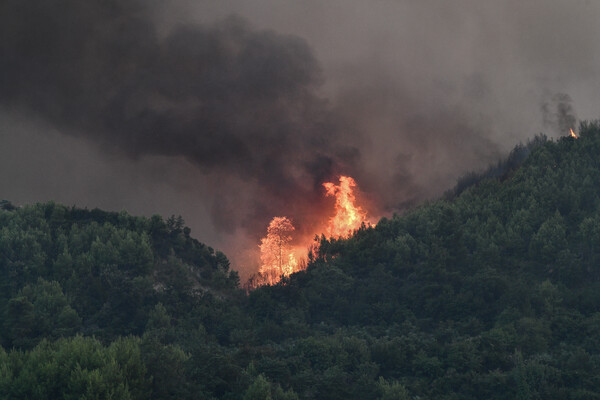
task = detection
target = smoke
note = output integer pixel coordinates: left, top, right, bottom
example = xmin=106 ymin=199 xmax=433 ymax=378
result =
xmin=0 ymin=0 xmax=358 ymax=238
xmin=3 ymin=0 xmax=600 ymax=277
xmin=542 ymin=93 xmax=578 ymax=135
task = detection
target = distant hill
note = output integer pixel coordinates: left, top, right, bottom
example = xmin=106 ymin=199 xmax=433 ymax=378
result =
xmin=0 ymin=204 xmax=240 ymax=344
xmin=3 ymin=121 xmax=600 ymax=399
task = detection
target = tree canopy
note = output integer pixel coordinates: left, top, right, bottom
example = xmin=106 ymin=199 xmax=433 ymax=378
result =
xmin=3 ymin=122 xmax=600 ymax=398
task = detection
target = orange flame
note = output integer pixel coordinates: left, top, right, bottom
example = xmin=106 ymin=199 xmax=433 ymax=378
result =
xmin=253 ymin=175 xmax=373 ymax=287
xmin=258 ymin=216 xmax=297 ymax=285
xmin=323 ymin=176 xmax=368 ymax=238
xmin=570 ymin=128 xmax=578 ymax=139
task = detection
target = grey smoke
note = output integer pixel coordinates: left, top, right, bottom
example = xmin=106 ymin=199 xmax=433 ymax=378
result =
xmin=542 ymin=93 xmax=578 ymax=135
xmin=0 ymin=0 xmax=358 ymax=237
xmin=2 ymin=0 xmax=600 ymax=278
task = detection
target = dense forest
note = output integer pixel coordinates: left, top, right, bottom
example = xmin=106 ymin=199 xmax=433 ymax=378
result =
xmin=3 ymin=122 xmax=600 ymax=399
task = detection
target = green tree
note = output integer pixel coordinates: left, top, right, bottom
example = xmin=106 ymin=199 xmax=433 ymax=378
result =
xmin=376 ymin=377 xmax=410 ymax=400
xmin=6 ymin=278 xmax=81 ymax=348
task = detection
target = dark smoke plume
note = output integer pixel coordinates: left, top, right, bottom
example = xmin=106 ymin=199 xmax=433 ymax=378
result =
xmin=0 ymin=0 xmax=359 ymax=236
xmin=4 ymin=0 xmax=594 ymax=276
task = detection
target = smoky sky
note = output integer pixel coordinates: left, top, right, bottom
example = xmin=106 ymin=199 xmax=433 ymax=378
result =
xmin=0 ymin=0 xmax=358 ymax=234
xmin=2 ymin=0 xmax=600 ymax=277
xmin=542 ymin=93 xmax=578 ymax=135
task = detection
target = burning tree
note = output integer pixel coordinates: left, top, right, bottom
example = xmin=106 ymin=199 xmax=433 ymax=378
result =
xmin=323 ymin=176 xmax=368 ymax=238
xmin=250 ymin=175 xmax=373 ymax=289
xmin=259 ymin=217 xmax=298 ymax=285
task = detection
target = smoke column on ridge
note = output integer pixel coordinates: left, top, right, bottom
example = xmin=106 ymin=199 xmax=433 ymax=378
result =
xmin=3 ymin=0 xmax=599 ymax=279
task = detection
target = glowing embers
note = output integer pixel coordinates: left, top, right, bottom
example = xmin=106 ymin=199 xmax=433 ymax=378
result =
xmin=255 ymin=175 xmax=372 ymax=287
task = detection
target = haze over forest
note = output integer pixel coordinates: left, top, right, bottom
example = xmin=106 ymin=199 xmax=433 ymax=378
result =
xmin=5 ymin=2 xmax=600 ymax=398
xmin=1 ymin=0 xmax=598 ymax=278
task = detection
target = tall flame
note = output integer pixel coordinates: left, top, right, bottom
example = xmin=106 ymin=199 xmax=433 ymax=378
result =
xmin=570 ymin=128 xmax=578 ymax=139
xmin=253 ymin=175 xmax=372 ymax=287
xmin=323 ymin=176 xmax=368 ymax=238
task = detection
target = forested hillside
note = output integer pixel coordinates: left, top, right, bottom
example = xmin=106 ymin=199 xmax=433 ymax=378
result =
xmin=3 ymin=122 xmax=600 ymax=399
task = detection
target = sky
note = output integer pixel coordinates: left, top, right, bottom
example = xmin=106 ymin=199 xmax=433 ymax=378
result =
xmin=1 ymin=0 xmax=598 ymax=278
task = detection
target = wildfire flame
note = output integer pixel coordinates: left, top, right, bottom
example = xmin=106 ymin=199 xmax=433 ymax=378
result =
xmin=323 ymin=176 xmax=368 ymax=238
xmin=570 ymin=128 xmax=578 ymax=139
xmin=258 ymin=217 xmax=298 ymax=286
xmin=253 ymin=175 xmax=372 ymax=287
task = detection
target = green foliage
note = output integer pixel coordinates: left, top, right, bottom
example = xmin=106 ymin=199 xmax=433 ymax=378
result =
xmin=376 ymin=377 xmax=410 ymax=400
xmin=0 ymin=203 xmax=239 ymax=343
xmin=140 ymin=335 xmax=189 ymax=400
xmin=5 ymin=278 xmax=81 ymax=348
xmin=244 ymin=374 xmax=299 ymax=400
xmin=236 ymin=123 xmax=600 ymax=398
xmin=0 ymin=336 xmax=150 ymax=400
xmin=244 ymin=375 xmax=272 ymax=400
xmin=4 ymin=123 xmax=600 ymax=398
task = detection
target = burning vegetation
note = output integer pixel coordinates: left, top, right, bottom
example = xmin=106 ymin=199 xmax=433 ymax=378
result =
xmin=257 ymin=217 xmax=298 ymax=286
xmin=323 ymin=176 xmax=368 ymax=239
xmin=570 ymin=128 xmax=579 ymax=139
xmin=249 ymin=175 xmax=374 ymax=288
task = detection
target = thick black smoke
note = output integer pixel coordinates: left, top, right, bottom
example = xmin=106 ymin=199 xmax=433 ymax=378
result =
xmin=0 ymin=0 xmax=359 ymax=236
xmin=4 ymin=0 xmax=596 ymax=277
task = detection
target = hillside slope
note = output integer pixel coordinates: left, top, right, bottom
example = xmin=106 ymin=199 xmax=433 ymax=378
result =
xmin=3 ymin=122 xmax=600 ymax=399
xmin=0 ymin=204 xmax=240 ymax=345
xmin=246 ymin=121 xmax=600 ymax=399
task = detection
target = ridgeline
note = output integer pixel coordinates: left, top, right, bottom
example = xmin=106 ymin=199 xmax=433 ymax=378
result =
xmin=3 ymin=122 xmax=600 ymax=399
